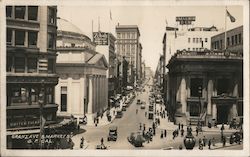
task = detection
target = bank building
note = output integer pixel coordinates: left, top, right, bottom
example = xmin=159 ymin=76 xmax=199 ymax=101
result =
xmin=55 ymin=18 xmax=109 ymax=124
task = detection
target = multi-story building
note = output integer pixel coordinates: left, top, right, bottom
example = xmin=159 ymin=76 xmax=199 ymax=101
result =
xmin=6 ymin=6 xmax=58 ymax=148
xmin=94 ymin=32 xmax=117 ymax=104
xmin=55 ymin=18 xmax=109 ymax=124
xmin=145 ymin=67 xmax=153 ymax=79
xmin=166 ymin=26 xmax=243 ymax=126
xmin=116 ymin=24 xmax=142 ymax=86
xmin=141 ymin=61 xmax=146 ymax=80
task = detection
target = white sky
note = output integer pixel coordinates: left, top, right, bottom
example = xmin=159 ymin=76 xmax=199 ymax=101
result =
xmin=57 ymin=5 xmax=243 ymax=71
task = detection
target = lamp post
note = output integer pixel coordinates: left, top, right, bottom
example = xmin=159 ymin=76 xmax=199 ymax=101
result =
xmin=39 ymin=79 xmax=45 ymax=149
xmin=198 ymin=86 xmax=202 ymax=115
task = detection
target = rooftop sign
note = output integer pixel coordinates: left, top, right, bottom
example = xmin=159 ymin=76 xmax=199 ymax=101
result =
xmin=176 ymin=16 xmax=196 ymax=25
xmin=93 ymin=32 xmax=109 ymax=45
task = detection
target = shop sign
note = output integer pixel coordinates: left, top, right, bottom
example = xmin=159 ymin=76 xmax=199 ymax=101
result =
xmin=9 ymin=119 xmax=40 ymax=128
xmin=93 ymin=32 xmax=109 ymax=45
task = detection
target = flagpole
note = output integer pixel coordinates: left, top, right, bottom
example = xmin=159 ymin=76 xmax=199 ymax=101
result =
xmin=225 ymin=6 xmax=227 ymax=50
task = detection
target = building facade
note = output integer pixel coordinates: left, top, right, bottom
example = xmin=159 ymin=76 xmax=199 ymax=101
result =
xmin=55 ymin=18 xmax=109 ymax=124
xmin=6 ymin=6 xmax=58 ymax=131
xmin=116 ymin=24 xmax=142 ymax=86
xmin=94 ymin=32 xmax=117 ymax=105
xmin=167 ymin=48 xmax=243 ymax=125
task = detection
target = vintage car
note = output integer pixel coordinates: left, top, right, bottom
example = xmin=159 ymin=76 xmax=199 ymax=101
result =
xmin=115 ymin=111 xmax=123 ymax=118
xmin=148 ymin=111 xmax=154 ymax=120
xmin=137 ymin=99 xmax=142 ymax=105
xmin=127 ymin=132 xmax=146 ymax=147
xmin=107 ymin=126 xmax=118 ymax=141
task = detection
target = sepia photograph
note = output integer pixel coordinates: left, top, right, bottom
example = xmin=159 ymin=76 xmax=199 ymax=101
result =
xmin=1 ymin=0 xmax=249 ymax=156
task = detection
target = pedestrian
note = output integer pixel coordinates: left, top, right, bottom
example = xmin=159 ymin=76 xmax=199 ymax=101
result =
xmin=203 ymin=136 xmax=207 ymax=147
xmin=179 ymin=144 xmax=183 ymax=150
xmin=77 ymin=124 xmax=80 ymax=132
xmin=143 ymin=124 xmax=146 ymax=131
xmin=178 ymin=123 xmax=181 ymax=130
xmin=196 ymin=126 xmax=199 ymax=136
xmin=145 ymin=111 xmax=147 ymax=117
xmin=160 ymin=131 xmax=163 ymax=138
xmin=158 ymin=118 xmax=160 ymax=125
xmin=212 ymin=137 xmax=216 ymax=146
xmin=181 ymin=124 xmax=184 ymax=129
xmin=136 ymin=109 xmax=138 ymax=114
xmin=172 ymin=130 xmax=175 ymax=139
xmin=181 ymin=128 xmax=184 ymax=137
xmin=139 ymin=123 xmax=142 ymax=130
xmin=164 ymin=129 xmax=167 ymax=138
xmin=101 ymin=137 xmax=104 ymax=146
xmin=222 ymin=136 xmax=226 ymax=147
xmin=208 ymin=139 xmax=211 ymax=149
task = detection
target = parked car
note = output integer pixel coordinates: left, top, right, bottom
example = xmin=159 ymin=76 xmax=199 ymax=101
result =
xmin=107 ymin=126 xmax=118 ymax=141
xmin=137 ymin=99 xmax=141 ymax=105
xmin=127 ymin=132 xmax=146 ymax=147
xmin=116 ymin=111 xmax=123 ymax=118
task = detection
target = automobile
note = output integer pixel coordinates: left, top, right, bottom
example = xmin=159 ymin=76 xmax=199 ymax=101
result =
xmin=107 ymin=126 xmax=118 ymax=141
xmin=148 ymin=111 xmax=154 ymax=119
xmin=148 ymin=105 xmax=154 ymax=112
xmin=122 ymin=106 xmax=126 ymax=111
xmin=229 ymin=131 xmax=242 ymax=144
xmin=127 ymin=132 xmax=146 ymax=147
xmin=137 ymin=99 xmax=141 ymax=105
xmin=155 ymin=99 xmax=161 ymax=103
xmin=140 ymin=104 xmax=146 ymax=109
xmin=115 ymin=111 xmax=123 ymax=118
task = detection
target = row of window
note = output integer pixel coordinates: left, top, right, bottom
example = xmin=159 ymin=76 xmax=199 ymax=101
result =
xmin=186 ymin=48 xmax=204 ymax=51
xmin=117 ymin=32 xmax=137 ymax=39
xmin=117 ymin=44 xmax=136 ymax=53
xmin=211 ymin=33 xmax=242 ymax=50
xmin=7 ymin=28 xmax=56 ymax=49
xmin=6 ymin=6 xmax=56 ymax=25
xmin=7 ymin=86 xmax=54 ymax=105
xmin=188 ymin=37 xmax=208 ymax=43
xmin=7 ymin=56 xmax=55 ymax=74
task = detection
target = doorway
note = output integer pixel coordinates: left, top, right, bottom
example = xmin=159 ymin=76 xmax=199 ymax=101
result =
xmin=217 ymin=105 xmax=230 ymax=124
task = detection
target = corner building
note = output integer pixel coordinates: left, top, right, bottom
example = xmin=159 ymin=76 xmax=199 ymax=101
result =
xmin=55 ymin=18 xmax=109 ymax=124
xmin=6 ymin=6 xmax=58 ymax=131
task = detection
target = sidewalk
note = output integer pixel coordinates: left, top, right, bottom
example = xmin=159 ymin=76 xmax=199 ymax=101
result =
xmin=193 ymin=142 xmax=243 ymax=150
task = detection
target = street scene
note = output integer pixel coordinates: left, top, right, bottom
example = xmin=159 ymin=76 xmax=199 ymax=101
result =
xmin=4 ymin=3 xmax=245 ymax=152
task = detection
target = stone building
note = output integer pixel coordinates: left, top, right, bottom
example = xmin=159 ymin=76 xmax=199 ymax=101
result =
xmin=55 ymin=18 xmax=109 ymax=124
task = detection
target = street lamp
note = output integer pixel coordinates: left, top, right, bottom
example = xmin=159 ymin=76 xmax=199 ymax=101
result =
xmin=39 ymin=79 xmax=45 ymax=149
xmin=198 ymin=86 xmax=202 ymax=124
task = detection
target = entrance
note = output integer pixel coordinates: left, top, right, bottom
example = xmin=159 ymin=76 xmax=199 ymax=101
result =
xmin=217 ymin=105 xmax=229 ymax=124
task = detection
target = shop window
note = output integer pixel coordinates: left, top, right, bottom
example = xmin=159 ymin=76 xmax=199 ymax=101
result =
xmin=235 ymin=35 xmax=238 ymax=45
xmin=231 ymin=36 xmax=234 ymax=45
xmin=48 ymin=33 xmax=55 ymax=49
xmin=61 ymin=87 xmax=67 ymax=112
xmin=238 ymin=34 xmax=242 ymax=44
xmin=15 ymin=30 xmax=25 ymax=46
xmin=28 ymin=31 xmax=38 ymax=47
xmin=15 ymin=57 xmax=25 ymax=73
xmin=7 ymin=56 xmax=13 ymax=72
xmin=11 ymin=87 xmax=29 ymax=103
xmin=28 ymin=6 xmax=38 ymax=21
xmin=190 ymin=78 xmax=203 ymax=97
xmin=48 ymin=59 xmax=54 ymax=73
xmin=6 ymin=6 xmax=12 ymax=18
xmin=15 ymin=6 xmax=26 ymax=19
xmin=7 ymin=29 xmax=12 ymax=45
xmin=30 ymin=87 xmax=38 ymax=103
xmin=48 ymin=8 xmax=56 ymax=24
xmin=217 ymin=79 xmax=229 ymax=95
xmin=46 ymin=87 xmax=54 ymax=104
xmin=27 ymin=58 xmax=37 ymax=73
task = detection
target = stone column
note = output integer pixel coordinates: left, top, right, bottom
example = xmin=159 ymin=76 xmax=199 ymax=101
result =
xmin=207 ymin=79 xmax=213 ymax=115
xmin=180 ymin=77 xmax=187 ymax=113
xmin=212 ymin=104 xmax=217 ymax=119
xmin=87 ymin=75 xmax=93 ymax=114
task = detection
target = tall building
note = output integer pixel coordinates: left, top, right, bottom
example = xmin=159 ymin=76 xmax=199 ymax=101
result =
xmin=166 ymin=26 xmax=243 ymax=126
xmin=6 ymin=6 xmax=58 ymax=148
xmin=116 ymin=24 xmax=142 ymax=86
xmin=93 ymin=32 xmax=117 ymax=104
xmin=55 ymin=18 xmax=109 ymax=124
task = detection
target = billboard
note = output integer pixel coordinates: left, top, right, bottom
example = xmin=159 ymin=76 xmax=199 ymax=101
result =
xmin=176 ymin=16 xmax=196 ymax=25
xmin=93 ymin=32 xmax=109 ymax=45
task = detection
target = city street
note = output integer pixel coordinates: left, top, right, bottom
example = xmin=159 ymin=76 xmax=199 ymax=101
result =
xmin=72 ymin=78 xmax=243 ymax=150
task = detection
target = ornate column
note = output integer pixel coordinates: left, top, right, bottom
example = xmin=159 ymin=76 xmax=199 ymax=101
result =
xmin=87 ymin=75 xmax=93 ymax=114
xmin=212 ymin=103 xmax=217 ymax=119
xmin=207 ymin=79 xmax=213 ymax=115
xmin=180 ymin=76 xmax=187 ymax=113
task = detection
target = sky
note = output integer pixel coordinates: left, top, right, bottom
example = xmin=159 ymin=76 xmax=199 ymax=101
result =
xmin=57 ymin=5 xmax=243 ymax=71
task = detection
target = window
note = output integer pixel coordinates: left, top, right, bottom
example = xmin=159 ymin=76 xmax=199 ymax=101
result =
xmin=193 ymin=48 xmax=195 ymax=51
xmin=48 ymin=8 xmax=56 ymax=24
xmin=220 ymin=40 xmax=223 ymax=49
xmin=11 ymin=87 xmax=29 ymax=103
xmin=188 ymin=48 xmax=190 ymax=51
xmin=28 ymin=31 xmax=37 ymax=47
xmin=193 ymin=38 xmax=195 ymax=43
xmin=6 ymin=6 xmax=12 ymax=18
xmin=132 ymin=33 xmax=135 ymax=39
xmin=48 ymin=33 xmax=55 ymax=49
xmin=71 ymin=43 xmax=75 ymax=47
xmin=217 ymin=79 xmax=229 ymax=95
xmin=239 ymin=34 xmax=242 ymax=43
xmin=231 ymin=36 xmax=234 ymax=45
xmin=227 ymin=37 xmax=230 ymax=46
xmin=46 ymin=87 xmax=54 ymax=104
xmin=28 ymin=6 xmax=38 ymax=21
xmin=188 ymin=38 xmax=190 ymax=43
xmin=15 ymin=57 xmax=25 ymax=73
xmin=30 ymin=87 xmax=38 ymax=103
xmin=200 ymin=38 xmax=202 ymax=42
xmin=61 ymin=87 xmax=67 ymax=112
xmin=15 ymin=30 xmax=25 ymax=46
xmin=205 ymin=38 xmax=208 ymax=42
xmin=7 ymin=56 xmax=12 ymax=72
xmin=7 ymin=29 xmax=12 ymax=45
xmin=127 ymin=33 xmax=130 ymax=39
xmin=122 ymin=33 xmax=125 ymax=38
xmin=27 ymin=58 xmax=37 ymax=73
xmin=190 ymin=78 xmax=203 ymax=97
xmin=117 ymin=33 xmax=120 ymax=39
xmin=48 ymin=59 xmax=54 ymax=73
xmin=235 ymin=35 xmax=238 ymax=44
xmin=15 ymin=6 xmax=26 ymax=19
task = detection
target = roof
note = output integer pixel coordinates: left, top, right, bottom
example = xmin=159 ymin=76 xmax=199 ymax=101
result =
xmin=87 ymin=53 xmax=108 ymax=68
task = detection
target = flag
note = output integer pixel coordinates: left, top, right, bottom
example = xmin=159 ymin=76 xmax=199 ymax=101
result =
xmin=226 ymin=10 xmax=236 ymax=22
xmin=110 ymin=10 xmax=112 ymax=20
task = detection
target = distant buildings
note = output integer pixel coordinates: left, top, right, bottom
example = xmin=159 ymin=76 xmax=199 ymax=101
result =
xmin=116 ymin=24 xmax=143 ymax=86
xmin=55 ymin=18 xmax=109 ymax=124
xmin=166 ymin=26 xmax=243 ymax=126
xmin=6 ymin=6 xmax=58 ymax=148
